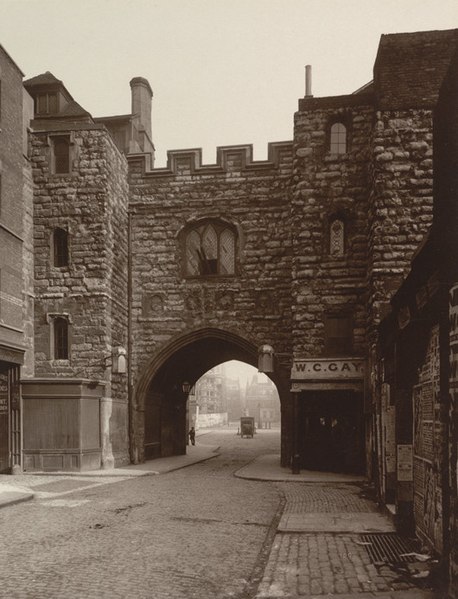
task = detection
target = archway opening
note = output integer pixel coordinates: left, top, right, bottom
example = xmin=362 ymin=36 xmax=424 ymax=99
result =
xmin=188 ymin=360 xmax=281 ymax=435
xmin=139 ymin=330 xmax=282 ymax=461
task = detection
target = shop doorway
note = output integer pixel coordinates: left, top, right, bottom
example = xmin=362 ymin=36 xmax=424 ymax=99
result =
xmin=298 ymin=391 xmax=365 ymax=474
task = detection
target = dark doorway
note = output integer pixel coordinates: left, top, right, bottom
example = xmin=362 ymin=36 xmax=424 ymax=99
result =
xmin=298 ymin=391 xmax=365 ymax=474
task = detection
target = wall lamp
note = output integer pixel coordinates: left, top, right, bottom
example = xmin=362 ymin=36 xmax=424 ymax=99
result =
xmin=258 ymin=344 xmax=274 ymax=373
xmin=102 ymin=347 xmax=127 ymax=374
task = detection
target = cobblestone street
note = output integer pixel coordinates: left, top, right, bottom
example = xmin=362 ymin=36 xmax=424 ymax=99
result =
xmin=0 ymin=429 xmax=441 ymax=598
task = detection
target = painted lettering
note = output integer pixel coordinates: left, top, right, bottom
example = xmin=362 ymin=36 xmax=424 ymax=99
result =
xmin=295 ymin=362 xmax=307 ymax=372
xmin=328 ymin=362 xmax=338 ymax=372
xmin=341 ymin=363 xmax=351 ymax=372
xmin=313 ymin=363 xmax=321 ymax=372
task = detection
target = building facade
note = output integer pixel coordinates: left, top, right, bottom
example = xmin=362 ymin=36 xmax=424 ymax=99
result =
xmin=0 ymin=46 xmax=33 ymax=474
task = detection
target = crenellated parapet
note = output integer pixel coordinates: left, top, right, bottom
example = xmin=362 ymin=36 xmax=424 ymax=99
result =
xmin=127 ymin=141 xmax=293 ymax=177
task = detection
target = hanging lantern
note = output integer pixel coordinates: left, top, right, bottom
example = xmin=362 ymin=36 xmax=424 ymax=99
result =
xmin=258 ymin=344 xmax=274 ymax=373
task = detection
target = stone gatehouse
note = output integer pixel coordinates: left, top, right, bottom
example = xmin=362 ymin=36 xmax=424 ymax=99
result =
xmin=16 ymin=28 xmax=456 ymax=474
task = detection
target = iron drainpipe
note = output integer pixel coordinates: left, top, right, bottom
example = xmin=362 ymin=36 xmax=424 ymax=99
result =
xmin=127 ymin=209 xmax=134 ymax=463
xmin=291 ymin=391 xmax=300 ymax=474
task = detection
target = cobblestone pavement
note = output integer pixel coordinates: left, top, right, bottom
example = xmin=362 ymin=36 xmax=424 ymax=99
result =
xmin=0 ymin=429 xmax=281 ymax=599
xmin=257 ymin=481 xmax=439 ymax=598
xmin=0 ymin=428 xmax=441 ymax=598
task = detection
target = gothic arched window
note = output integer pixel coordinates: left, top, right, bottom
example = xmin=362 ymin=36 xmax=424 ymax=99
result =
xmin=184 ymin=221 xmax=236 ymax=276
xmin=330 ymin=218 xmax=345 ymax=257
xmin=330 ymin=122 xmax=347 ymax=155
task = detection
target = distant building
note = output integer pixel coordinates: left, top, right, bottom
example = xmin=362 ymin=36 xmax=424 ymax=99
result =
xmin=244 ymin=374 xmax=280 ymax=428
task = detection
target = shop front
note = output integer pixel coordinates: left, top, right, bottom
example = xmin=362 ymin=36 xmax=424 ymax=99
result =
xmin=290 ymin=358 xmax=366 ymax=474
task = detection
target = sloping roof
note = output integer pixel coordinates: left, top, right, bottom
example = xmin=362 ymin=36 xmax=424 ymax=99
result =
xmin=24 ymin=71 xmax=63 ymax=87
xmin=374 ymin=28 xmax=458 ymax=109
xmin=60 ymin=100 xmax=91 ymax=118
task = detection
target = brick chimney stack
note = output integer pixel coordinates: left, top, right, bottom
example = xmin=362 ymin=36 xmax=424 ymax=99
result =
xmin=130 ymin=77 xmax=153 ymax=141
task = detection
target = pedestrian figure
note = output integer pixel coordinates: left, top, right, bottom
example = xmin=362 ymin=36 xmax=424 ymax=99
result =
xmin=189 ymin=426 xmax=196 ymax=446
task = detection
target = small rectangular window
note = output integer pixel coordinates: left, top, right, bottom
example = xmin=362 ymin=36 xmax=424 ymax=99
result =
xmin=54 ymin=317 xmax=69 ymax=360
xmin=52 ymin=136 xmax=70 ymax=174
xmin=53 ymin=228 xmax=69 ymax=267
xmin=324 ymin=315 xmax=353 ymax=356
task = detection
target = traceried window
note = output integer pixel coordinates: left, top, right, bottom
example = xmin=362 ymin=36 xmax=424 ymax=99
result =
xmin=330 ymin=122 xmax=347 ymax=154
xmin=53 ymin=228 xmax=69 ymax=267
xmin=329 ymin=218 xmax=345 ymax=257
xmin=52 ymin=136 xmax=70 ymax=174
xmin=53 ymin=317 xmax=69 ymax=360
xmin=185 ymin=222 xmax=236 ymax=276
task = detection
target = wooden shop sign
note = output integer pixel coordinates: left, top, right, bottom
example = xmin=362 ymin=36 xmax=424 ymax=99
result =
xmin=291 ymin=358 xmax=365 ymax=380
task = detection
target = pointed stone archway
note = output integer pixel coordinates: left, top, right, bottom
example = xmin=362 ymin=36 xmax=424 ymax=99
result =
xmin=131 ymin=327 xmax=285 ymax=463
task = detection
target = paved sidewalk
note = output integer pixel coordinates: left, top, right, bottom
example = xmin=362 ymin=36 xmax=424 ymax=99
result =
xmin=235 ymin=453 xmax=366 ymax=483
xmin=235 ymin=454 xmax=441 ymax=599
xmin=0 ymin=441 xmax=219 ymax=507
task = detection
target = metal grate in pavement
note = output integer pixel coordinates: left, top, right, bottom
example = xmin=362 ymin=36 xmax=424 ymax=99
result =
xmin=360 ymin=532 xmax=420 ymax=564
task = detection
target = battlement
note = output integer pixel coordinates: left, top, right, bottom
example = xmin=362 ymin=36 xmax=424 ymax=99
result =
xmin=127 ymin=141 xmax=293 ymax=177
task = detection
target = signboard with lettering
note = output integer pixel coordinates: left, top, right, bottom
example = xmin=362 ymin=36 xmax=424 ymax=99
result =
xmin=397 ymin=444 xmax=413 ymax=482
xmin=291 ymin=358 xmax=365 ymax=380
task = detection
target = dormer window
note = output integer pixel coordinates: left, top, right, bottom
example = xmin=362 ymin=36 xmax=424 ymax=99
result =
xmin=330 ymin=122 xmax=347 ymax=155
xmin=36 ymin=92 xmax=58 ymax=115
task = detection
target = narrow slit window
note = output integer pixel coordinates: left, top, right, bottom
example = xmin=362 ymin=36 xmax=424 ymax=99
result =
xmin=330 ymin=123 xmax=347 ymax=154
xmin=53 ymin=228 xmax=69 ymax=267
xmin=54 ymin=317 xmax=69 ymax=360
xmin=53 ymin=137 xmax=70 ymax=174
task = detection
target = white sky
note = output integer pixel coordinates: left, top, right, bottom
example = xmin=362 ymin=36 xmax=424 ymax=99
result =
xmin=1 ymin=0 xmax=457 ymax=166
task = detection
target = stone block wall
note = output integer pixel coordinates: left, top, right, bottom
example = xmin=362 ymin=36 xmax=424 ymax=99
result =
xmin=128 ymin=143 xmax=293 ymax=455
xmin=368 ymin=109 xmax=435 ymax=338
xmin=291 ymin=95 xmax=373 ymax=358
xmin=31 ymin=125 xmax=129 ymax=465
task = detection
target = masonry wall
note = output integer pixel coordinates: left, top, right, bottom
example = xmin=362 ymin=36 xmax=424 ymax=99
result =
xmin=128 ymin=143 xmax=293 ymax=457
xmin=0 ymin=48 xmax=27 ymax=354
xmin=31 ymin=125 xmax=129 ymax=465
xmin=368 ymin=109 xmax=435 ymax=338
xmin=291 ymin=95 xmax=373 ymax=359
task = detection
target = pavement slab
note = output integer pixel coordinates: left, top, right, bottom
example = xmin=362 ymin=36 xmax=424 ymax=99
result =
xmin=278 ymin=512 xmax=395 ymax=533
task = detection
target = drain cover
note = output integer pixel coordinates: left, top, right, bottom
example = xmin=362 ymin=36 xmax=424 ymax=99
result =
xmin=359 ymin=532 xmax=420 ymax=564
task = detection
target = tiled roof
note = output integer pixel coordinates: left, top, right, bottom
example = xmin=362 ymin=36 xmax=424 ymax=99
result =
xmin=374 ymin=28 xmax=458 ymax=109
